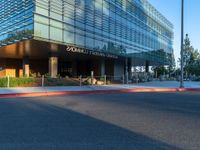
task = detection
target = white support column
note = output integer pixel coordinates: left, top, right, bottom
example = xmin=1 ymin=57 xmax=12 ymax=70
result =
xmin=49 ymin=57 xmax=58 ymax=78
xmin=129 ymin=58 xmax=134 ymax=78
xmin=23 ymin=57 xmax=30 ymax=77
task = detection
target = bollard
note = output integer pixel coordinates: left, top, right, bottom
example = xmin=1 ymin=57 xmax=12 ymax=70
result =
xmin=104 ymin=75 xmax=107 ymax=85
xmin=7 ymin=76 xmax=10 ymax=88
xmin=91 ymin=71 xmax=94 ymax=86
xmin=80 ymin=75 xmax=82 ymax=86
xmin=126 ymin=73 xmax=128 ymax=84
xmin=122 ymin=75 xmax=125 ymax=84
xmin=42 ymin=75 xmax=44 ymax=87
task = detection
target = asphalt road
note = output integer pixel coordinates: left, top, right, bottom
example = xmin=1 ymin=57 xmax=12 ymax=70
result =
xmin=0 ymin=92 xmax=200 ymax=150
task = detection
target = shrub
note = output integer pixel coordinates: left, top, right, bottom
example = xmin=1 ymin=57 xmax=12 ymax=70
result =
xmin=37 ymin=72 xmax=41 ymax=78
xmin=56 ymin=82 xmax=64 ymax=86
xmin=56 ymin=74 xmax=61 ymax=78
xmin=44 ymin=73 xmax=51 ymax=78
xmin=47 ymin=78 xmax=54 ymax=83
xmin=0 ymin=77 xmax=36 ymax=87
xmin=30 ymin=72 xmax=37 ymax=78
xmin=194 ymin=76 xmax=200 ymax=81
xmin=100 ymin=76 xmax=105 ymax=81
xmin=0 ymin=77 xmax=8 ymax=87
xmin=9 ymin=78 xmax=35 ymax=87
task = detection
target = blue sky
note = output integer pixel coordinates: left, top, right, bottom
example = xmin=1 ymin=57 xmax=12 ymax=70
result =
xmin=148 ymin=0 xmax=200 ymax=63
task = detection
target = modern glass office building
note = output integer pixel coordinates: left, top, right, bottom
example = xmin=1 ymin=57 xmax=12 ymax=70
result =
xmin=0 ymin=0 xmax=173 ymax=78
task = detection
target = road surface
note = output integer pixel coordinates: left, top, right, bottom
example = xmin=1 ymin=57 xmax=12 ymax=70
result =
xmin=0 ymin=92 xmax=200 ymax=150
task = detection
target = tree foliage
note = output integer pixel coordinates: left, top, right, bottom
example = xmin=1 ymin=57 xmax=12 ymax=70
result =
xmin=182 ymin=34 xmax=200 ymax=76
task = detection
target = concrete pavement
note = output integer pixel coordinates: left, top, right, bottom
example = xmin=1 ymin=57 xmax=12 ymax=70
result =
xmin=0 ymin=81 xmax=199 ymax=98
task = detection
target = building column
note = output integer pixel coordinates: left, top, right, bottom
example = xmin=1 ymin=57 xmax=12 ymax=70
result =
xmin=125 ymin=58 xmax=129 ymax=83
xmin=145 ymin=60 xmax=149 ymax=73
xmin=100 ymin=59 xmax=105 ymax=76
xmin=23 ymin=57 xmax=30 ymax=77
xmin=49 ymin=57 xmax=58 ymax=78
xmin=129 ymin=58 xmax=134 ymax=77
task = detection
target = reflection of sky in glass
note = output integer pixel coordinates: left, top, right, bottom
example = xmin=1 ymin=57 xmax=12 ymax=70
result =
xmin=0 ymin=0 xmax=34 ymax=45
xmin=103 ymin=1 xmax=109 ymax=15
xmin=0 ymin=0 xmax=174 ymax=65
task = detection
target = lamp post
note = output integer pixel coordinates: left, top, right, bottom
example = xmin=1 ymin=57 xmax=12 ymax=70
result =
xmin=180 ymin=0 xmax=184 ymax=88
xmin=125 ymin=57 xmax=128 ymax=84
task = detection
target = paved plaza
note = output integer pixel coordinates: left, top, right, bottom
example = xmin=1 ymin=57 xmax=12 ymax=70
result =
xmin=0 ymin=92 xmax=200 ymax=150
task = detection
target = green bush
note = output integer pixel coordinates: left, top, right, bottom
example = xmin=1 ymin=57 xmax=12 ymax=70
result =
xmin=0 ymin=78 xmax=8 ymax=87
xmin=47 ymin=78 xmax=54 ymax=83
xmin=56 ymin=82 xmax=64 ymax=86
xmin=44 ymin=73 xmax=51 ymax=78
xmin=56 ymin=74 xmax=61 ymax=78
xmin=194 ymin=76 xmax=200 ymax=81
xmin=30 ymin=72 xmax=37 ymax=78
xmin=0 ymin=77 xmax=36 ymax=87
xmin=100 ymin=76 xmax=105 ymax=81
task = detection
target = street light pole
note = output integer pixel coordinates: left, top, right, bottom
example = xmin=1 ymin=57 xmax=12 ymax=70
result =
xmin=180 ymin=0 xmax=184 ymax=88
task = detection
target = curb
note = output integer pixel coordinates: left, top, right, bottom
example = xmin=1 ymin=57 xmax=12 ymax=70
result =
xmin=0 ymin=88 xmax=200 ymax=98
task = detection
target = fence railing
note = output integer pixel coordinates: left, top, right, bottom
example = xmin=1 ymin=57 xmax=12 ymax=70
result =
xmin=0 ymin=73 xmax=177 ymax=88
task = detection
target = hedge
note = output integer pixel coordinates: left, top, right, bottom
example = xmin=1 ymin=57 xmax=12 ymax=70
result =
xmin=0 ymin=77 xmax=36 ymax=87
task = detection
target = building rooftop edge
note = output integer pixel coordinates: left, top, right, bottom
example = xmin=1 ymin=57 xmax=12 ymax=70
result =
xmin=141 ymin=0 xmax=174 ymax=28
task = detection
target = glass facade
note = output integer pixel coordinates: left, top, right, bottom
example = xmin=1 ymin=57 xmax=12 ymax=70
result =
xmin=0 ymin=0 xmax=34 ymax=45
xmin=0 ymin=0 xmax=174 ymax=65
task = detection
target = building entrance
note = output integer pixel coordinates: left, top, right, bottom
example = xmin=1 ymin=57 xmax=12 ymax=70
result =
xmin=58 ymin=61 xmax=72 ymax=77
xmin=77 ymin=60 xmax=100 ymax=77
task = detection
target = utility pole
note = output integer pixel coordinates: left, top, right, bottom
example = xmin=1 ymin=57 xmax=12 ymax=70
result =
xmin=180 ymin=0 xmax=184 ymax=88
xmin=125 ymin=57 xmax=128 ymax=84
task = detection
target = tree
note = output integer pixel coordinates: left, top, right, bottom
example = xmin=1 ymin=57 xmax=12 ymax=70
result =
xmin=152 ymin=66 xmax=168 ymax=78
xmin=180 ymin=34 xmax=200 ymax=77
xmin=183 ymin=34 xmax=193 ymax=70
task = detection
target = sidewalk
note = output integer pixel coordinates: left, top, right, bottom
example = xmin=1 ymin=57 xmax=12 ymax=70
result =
xmin=0 ymin=81 xmax=200 ymax=98
xmin=110 ymin=81 xmax=200 ymax=89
